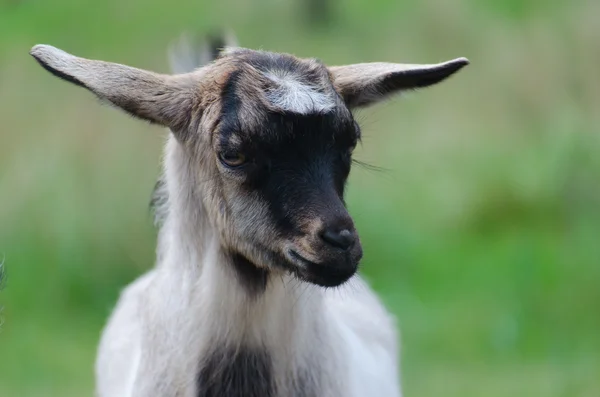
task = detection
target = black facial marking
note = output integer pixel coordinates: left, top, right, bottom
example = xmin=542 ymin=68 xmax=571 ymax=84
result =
xmin=251 ymin=112 xmax=356 ymax=234
xmin=219 ymin=69 xmax=243 ymax=147
xmin=228 ymin=252 xmax=270 ymax=296
xmin=197 ymin=347 xmax=273 ymax=397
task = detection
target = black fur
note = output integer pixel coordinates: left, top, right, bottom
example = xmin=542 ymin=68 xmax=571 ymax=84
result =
xmin=228 ymin=252 xmax=270 ymax=296
xmin=196 ymin=345 xmax=320 ymax=397
xmin=218 ymin=69 xmax=244 ymax=147
xmin=197 ymin=347 xmax=273 ymax=397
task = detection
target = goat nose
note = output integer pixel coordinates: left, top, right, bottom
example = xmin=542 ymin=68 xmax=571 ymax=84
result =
xmin=320 ymin=228 xmax=355 ymax=250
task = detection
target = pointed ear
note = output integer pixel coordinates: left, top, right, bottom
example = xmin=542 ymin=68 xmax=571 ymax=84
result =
xmin=30 ymin=44 xmax=198 ymax=132
xmin=329 ymin=57 xmax=469 ymax=108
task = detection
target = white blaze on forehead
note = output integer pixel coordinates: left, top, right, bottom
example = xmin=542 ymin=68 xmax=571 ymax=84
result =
xmin=263 ymin=70 xmax=336 ymax=115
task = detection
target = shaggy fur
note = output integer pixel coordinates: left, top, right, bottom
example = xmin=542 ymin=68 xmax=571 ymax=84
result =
xmin=30 ymin=34 xmax=468 ymax=397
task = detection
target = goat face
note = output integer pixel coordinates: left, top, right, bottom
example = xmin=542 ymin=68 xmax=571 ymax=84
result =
xmin=30 ymin=42 xmax=468 ymax=288
xmin=193 ymin=51 xmax=362 ymax=287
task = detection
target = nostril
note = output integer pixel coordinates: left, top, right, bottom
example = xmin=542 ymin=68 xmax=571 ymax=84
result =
xmin=321 ymin=228 xmax=355 ymax=250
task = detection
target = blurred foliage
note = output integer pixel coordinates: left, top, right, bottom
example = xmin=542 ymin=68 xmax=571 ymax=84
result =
xmin=0 ymin=0 xmax=599 ymax=396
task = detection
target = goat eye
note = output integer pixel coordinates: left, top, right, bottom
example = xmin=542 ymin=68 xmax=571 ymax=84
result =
xmin=219 ymin=152 xmax=247 ymax=167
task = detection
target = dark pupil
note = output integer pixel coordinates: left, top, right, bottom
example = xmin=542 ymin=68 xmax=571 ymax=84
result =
xmin=224 ymin=153 xmax=240 ymax=161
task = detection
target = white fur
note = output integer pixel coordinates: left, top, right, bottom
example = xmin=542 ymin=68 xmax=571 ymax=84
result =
xmin=95 ymin=136 xmax=402 ymax=397
xmin=264 ymin=70 xmax=336 ymax=115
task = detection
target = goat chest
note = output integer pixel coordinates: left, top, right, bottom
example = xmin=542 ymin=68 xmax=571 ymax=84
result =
xmin=196 ymin=346 xmax=319 ymax=397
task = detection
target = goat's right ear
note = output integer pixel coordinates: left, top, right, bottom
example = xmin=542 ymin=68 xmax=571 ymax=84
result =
xmin=30 ymin=44 xmax=198 ymax=132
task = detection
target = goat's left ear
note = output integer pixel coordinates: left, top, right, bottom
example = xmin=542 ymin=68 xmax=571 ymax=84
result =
xmin=329 ymin=58 xmax=469 ymax=108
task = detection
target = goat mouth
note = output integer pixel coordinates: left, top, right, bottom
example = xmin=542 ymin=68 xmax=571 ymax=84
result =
xmin=288 ymin=250 xmax=319 ymax=267
xmin=284 ymin=249 xmax=357 ymax=287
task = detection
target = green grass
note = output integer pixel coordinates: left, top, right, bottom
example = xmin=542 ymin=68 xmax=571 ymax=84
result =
xmin=1 ymin=0 xmax=599 ymax=396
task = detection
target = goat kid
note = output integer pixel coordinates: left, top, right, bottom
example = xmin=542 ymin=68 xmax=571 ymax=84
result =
xmin=30 ymin=33 xmax=468 ymax=397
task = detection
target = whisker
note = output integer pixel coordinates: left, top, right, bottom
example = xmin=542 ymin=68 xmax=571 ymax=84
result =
xmin=352 ymin=158 xmax=390 ymax=174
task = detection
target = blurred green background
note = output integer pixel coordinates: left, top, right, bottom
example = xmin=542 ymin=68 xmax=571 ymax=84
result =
xmin=1 ymin=0 xmax=599 ymax=396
